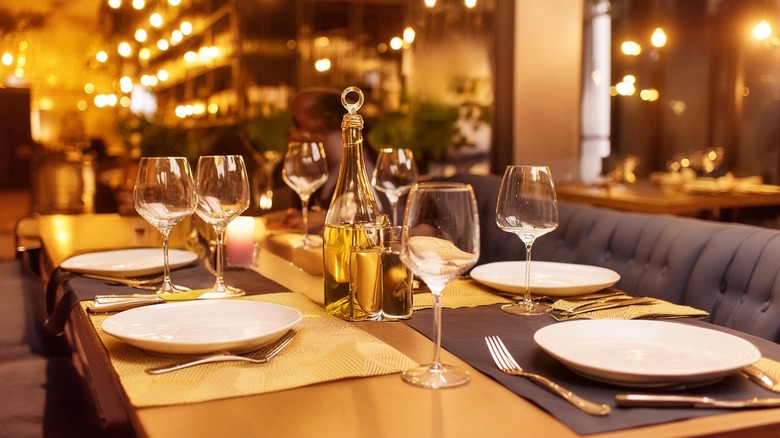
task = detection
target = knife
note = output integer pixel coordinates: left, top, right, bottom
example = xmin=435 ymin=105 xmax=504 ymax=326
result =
xmin=615 ymin=393 xmax=780 ymax=409
xmin=555 ymin=297 xmax=657 ymax=316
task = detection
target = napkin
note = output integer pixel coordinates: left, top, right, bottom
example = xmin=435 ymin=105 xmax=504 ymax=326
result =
xmin=260 ymin=233 xmax=323 ymax=276
xmin=413 ymin=278 xmax=512 ymax=310
xmin=753 ymin=356 xmax=780 ymax=385
xmin=86 ymin=292 xmax=418 ymax=407
xmin=549 ymin=296 xmax=709 ymax=320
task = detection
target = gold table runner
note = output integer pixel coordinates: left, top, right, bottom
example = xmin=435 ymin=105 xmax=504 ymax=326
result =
xmin=414 ymin=278 xmax=512 ymax=310
xmin=86 ymin=293 xmax=418 ymax=407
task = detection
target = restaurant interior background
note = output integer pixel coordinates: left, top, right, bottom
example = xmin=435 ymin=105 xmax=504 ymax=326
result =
xmin=0 ymin=0 xmax=778 ymax=258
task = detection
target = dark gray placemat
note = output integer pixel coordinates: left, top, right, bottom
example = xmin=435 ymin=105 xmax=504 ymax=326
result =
xmin=404 ymin=304 xmax=780 ymax=435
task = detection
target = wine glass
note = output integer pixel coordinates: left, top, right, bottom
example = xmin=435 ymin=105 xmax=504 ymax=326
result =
xmin=496 ymin=165 xmax=559 ymax=315
xmin=282 ymin=140 xmax=329 ymax=247
xmin=400 ymin=182 xmax=480 ymax=388
xmin=133 ymin=157 xmax=197 ymax=294
xmin=195 ymin=155 xmax=251 ymax=298
xmin=372 ymin=148 xmax=418 ymax=226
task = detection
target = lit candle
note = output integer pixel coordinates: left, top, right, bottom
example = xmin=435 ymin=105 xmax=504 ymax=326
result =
xmin=226 ymin=217 xmax=256 ymax=266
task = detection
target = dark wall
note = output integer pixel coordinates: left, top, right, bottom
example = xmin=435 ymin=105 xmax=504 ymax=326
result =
xmin=0 ymin=88 xmax=33 ymax=189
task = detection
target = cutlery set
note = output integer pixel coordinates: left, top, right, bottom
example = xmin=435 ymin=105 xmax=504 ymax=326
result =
xmin=485 ymin=333 xmax=780 ymax=415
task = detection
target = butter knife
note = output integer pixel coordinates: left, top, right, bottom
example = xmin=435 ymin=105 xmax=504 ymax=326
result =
xmin=615 ymin=394 xmax=780 ymax=409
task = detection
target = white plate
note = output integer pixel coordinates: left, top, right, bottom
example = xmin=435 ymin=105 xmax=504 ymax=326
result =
xmin=102 ymin=300 xmax=303 ymax=355
xmin=470 ymin=261 xmax=620 ymax=297
xmin=61 ymin=248 xmax=198 ymax=277
xmin=534 ymin=320 xmax=761 ymax=387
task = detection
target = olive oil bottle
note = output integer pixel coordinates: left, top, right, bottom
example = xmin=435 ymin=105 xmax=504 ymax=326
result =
xmin=323 ymin=87 xmax=380 ymax=320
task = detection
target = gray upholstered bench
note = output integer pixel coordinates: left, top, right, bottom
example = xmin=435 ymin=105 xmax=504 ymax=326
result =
xmin=443 ymin=172 xmax=780 ymax=343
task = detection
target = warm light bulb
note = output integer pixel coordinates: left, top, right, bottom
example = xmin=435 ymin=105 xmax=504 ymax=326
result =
xmin=157 ymin=69 xmax=169 ymax=81
xmin=96 ymin=50 xmax=108 ymax=62
xmin=120 ymin=76 xmax=133 ymax=93
xmin=754 ymin=20 xmax=772 ymax=40
xmin=170 ymin=30 xmax=183 ymax=44
xmin=390 ymin=37 xmax=403 ymax=50
xmin=180 ymin=21 xmax=193 ymax=35
xmin=1 ymin=53 xmax=13 ymax=66
xmin=132 ymin=0 xmax=144 ymax=10
xmin=425 ymin=0 xmax=436 ymax=7
xmin=464 ymin=0 xmax=476 ymax=8
xmin=403 ymin=27 xmax=416 ymax=44
xmin=138 ymin=48 xmax=151 ymax=60
xmin=183 ymin=51 xmax=197 ymax=62
xmin=117 ymin=42 xmax=132 ymax=57
xmin=134 ymin=29 xmax=147 ymax=43
xmin=150 ymin=13 xmax=163 ymax=28
xmin=621 ymin=41 xmax=641 ymax=56
xmin=157 ymin=39 xmax=169 ymax=51
xmin=108 ymin=0 xmax=121 ymax=9
xmin=84 ymin=83 xmax=95 ymax=94
xmin=168 ymin=0 xmax=181 ymax=5
xmin=314 ymin=58 xmax=331 ymax=72
xmin=651 ymin=27 xmax=667 ymax=48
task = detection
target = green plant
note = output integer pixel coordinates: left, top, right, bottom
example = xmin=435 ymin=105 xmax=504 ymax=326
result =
xmin=117 ymin=115 xmax=197 ymax=161
xmin=367 ymin=100 xmax=459 ymax=172
xmin=241 ymin=105 xmax=292 ymax=154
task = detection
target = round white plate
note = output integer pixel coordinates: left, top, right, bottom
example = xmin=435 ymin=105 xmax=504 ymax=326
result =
xmin=534 ymin=320 xmax=761 ymax=387
xmin=61 ymin=248 xmax=198 ymax=277
xmin=102 ymin=300 xmax=302 ymax=355
xmin=470 ymin=261 xmax=620 ymax=297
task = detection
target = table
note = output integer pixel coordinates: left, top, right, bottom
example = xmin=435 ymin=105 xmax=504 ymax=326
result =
xmin=19 ymin=213 xmax=780 ymax=437
xmin=555 ymin=181 xmax=780 ymax=218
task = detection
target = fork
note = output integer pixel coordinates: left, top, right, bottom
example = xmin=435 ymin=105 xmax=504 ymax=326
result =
xmin=146 ymin=330 xmax=296 ymax=375
xmin=484 ymin=336 xmax=611 ymax=416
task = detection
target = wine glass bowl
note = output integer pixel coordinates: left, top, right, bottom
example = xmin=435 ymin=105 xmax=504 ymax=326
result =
xmin=133 ymin=157 xmax=197 ymax=294
xmin=495 ymin=165 xmax=559 ymax=315
xmin=195 ymin=155 xmax=251 ymax=298
xmin=282 ymin=140 xmax=329 ymax=247
xmin=372 ymin=148 xmax=418 ymax=226
xmin=400 ymin=182 xmax=480 ymax=388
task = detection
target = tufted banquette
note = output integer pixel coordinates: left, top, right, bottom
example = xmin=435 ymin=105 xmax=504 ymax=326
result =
xmin=440 ymin=172 xmax=780 ymax=343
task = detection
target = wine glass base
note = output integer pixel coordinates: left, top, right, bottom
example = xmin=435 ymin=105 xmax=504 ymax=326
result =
xmin=199 ymin=285 xmax=246 ymax=299
xmin=501 ymin=301 xmax=549 ymax=316
xmin=402 ymin=363 xmax=470 ymax=389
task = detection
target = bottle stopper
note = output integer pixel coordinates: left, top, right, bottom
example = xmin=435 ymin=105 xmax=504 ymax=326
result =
xmin=341 ymin=86 xmax=364 ymax=127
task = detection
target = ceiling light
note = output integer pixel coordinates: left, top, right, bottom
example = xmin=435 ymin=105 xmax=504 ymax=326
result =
xmin=150 ymin=13 xmax=163 ymax=28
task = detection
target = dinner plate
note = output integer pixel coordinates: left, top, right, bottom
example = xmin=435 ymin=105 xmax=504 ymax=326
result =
xmin=102 ymin=300 xmax=303 ymax=355
xmin=469 ymin=261 xmax=620 ymax=297
xmin=61 ymin=248 xmax=198 ymax=277
xmin=534 ymin=320 xmax=761 ymax=388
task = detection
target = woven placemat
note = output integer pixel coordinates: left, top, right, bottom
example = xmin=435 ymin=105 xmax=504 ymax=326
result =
xmin=86 ymin=292 xmax=418 ymax=407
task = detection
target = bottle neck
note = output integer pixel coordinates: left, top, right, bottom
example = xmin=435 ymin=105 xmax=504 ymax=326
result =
xmin=325 ymin=122 xmax=379 ymax=225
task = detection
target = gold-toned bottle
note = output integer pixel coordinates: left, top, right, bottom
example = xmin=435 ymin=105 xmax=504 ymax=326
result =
xmin=323 ymin=86 xmax=381 ymax=320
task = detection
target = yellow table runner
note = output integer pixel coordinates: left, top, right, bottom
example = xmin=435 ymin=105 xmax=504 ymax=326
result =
xmin=86 ymin=292 xmax=418 ymax=407
xmin=414 ymin=278 xmax=512 ymax=310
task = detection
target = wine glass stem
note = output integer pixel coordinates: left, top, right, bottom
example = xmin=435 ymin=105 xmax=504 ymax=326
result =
xmin=160 ymin=228 xmax=175 ymax=293
xmin=523 ymin=241 xmax=534 ymax=305
xmin=390 ymin=200 xmax=399 ymax=227
xmin=213 ymin=227 xmax=227 ymax=290
xmin=300 ymin=196 xmax=310 ymax=244
xmin=430 ymin=286 xmax=444 ymax=369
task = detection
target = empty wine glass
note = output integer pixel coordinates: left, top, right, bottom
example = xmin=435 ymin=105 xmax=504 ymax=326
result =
xmin=133 ymin=157 xmax=197 ymax=294
xmin=400 ymin=182 xmax=480 ymax=388
xmin=282 ymin=140 xmax=329 ymax=247
xmin=372 ymin=148 xmax=418 ymax=226
xmin=195 ymin=155 xmax=251 ymax=298
xmin=496 ymin=165 xmax=559 ymax=315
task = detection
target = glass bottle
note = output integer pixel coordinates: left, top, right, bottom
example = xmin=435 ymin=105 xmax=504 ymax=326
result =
xmin=323 ymin=86 xmax=381 ymax=320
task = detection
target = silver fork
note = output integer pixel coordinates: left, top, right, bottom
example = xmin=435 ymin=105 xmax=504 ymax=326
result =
xmin=484 ymin=336 xmax=611 ymax=416
xmin=146 ymin=330 xmax=296 ymax=375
